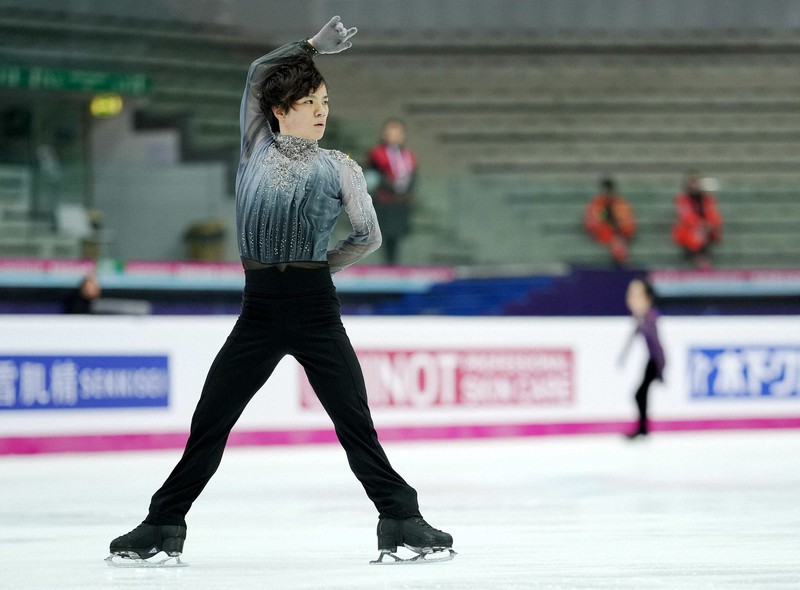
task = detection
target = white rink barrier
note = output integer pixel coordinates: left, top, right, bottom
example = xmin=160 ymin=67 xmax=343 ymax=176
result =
xmin=1 ymin=315 xmax=799 ymax=454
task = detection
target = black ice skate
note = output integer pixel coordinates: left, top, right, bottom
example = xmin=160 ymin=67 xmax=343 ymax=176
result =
xmin=371 ymin=516 xmax=456 ymax=564
xmin=105 ymin=522 xmax=188 ymax=568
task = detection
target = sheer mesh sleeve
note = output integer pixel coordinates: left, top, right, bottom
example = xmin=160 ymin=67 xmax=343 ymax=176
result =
xmin=327 ymin=158 xmax=382 ymax=273
xmin=239 ymin=41 xmax=316 ymax=162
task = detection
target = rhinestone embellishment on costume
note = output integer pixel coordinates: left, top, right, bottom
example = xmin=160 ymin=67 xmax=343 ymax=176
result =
xmin=265 ymin=135 xmax=319 ymax=193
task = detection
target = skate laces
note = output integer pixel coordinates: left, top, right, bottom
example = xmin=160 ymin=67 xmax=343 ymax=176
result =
xmin=410 ymin=517 xmax=440 ymax=532
xmin=122 ymin=523 xmax=148 ymax=536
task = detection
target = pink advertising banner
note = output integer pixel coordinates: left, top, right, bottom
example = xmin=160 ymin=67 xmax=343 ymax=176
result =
xmin=300 ymin=348 xmax=575 ymax=410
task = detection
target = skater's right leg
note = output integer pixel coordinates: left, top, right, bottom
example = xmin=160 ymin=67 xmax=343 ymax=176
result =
xmin=110 ymin=268 xmax=321 ymax=558
xmin=145 ymin=309 xmax=286 ymax=526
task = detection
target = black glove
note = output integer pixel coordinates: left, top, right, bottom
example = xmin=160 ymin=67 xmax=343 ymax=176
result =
xmin=310 ymin=16 xmax=357 ymax=54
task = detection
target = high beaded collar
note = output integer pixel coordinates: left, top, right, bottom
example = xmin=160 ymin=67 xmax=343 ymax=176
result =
xmin=274 ymin=134 xmax=319 ymax=161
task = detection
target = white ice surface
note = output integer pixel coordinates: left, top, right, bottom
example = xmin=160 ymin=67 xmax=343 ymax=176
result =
xmin=2 ymin=431 xmax=800 ymax=589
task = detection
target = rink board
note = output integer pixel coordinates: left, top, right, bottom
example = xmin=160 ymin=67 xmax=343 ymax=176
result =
xmin=1 ymin=315 xmax=799 ymax=454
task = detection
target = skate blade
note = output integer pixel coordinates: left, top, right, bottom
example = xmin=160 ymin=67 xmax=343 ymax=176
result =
xmin=370 ymin=547 xmax=456 ymax=565
xmin=105 ymin=551 xmax=188 ymax=568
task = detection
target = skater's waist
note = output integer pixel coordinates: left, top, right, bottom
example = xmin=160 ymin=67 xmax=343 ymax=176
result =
xmin=243 ymin=264 xmax=334 ymax=296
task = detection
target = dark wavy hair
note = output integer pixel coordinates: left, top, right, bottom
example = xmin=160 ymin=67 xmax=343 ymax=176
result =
xmin=259 ymin=53 xmax=326 ymax=133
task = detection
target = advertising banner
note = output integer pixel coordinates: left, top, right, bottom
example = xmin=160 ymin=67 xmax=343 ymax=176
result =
xmin=0 ymin=355 xmax=169 ymax=410
xmin=1 ymin=314 xmax=799 ymax=454
xmin=300 ymin=348 xmax=574 ymax=409
xmin=688 ymin=346 xmax=800 ymax=399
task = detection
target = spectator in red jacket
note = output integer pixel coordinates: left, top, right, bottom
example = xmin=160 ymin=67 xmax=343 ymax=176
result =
xmin=584 ymin=178 xmax=637 ymax=266
xmin=671 ymin=173 xmax=722 ymax=269
xmin=366 ymin=119 xmax=417 ymax=264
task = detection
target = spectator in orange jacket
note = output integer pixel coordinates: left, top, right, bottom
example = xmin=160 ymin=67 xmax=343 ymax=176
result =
xmin=584 ymin=178 xmax=637 ymax=266
xmin=671 ymin=173 xmax=722 ymax=269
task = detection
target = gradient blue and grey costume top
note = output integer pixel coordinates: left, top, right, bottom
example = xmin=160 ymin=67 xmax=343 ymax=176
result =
xmin=235 ymin=41 xmax=381 ymax=273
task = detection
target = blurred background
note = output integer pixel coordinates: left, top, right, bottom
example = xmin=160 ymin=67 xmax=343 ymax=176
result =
xmin=1 ymin=0 xmax=800 ymax=316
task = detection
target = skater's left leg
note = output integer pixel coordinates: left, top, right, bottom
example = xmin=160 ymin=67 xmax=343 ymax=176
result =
xmin=290 ymin=281 xmax=452 ymax=558
xmin=291 ymin=294 xmax=419 ymax=519
xmin=297 ymin=328 xmax=454 ymax=553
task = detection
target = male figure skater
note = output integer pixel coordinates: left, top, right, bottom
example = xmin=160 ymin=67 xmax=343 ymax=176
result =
xmin=108 ymin=16 xmax=453 ymax=565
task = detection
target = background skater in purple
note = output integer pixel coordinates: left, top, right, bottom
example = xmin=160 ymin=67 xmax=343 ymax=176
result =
xmin=619 ymin=278 xmax=666 ymax=439
xmin=108 ymin=16 xmax=453 ymax=566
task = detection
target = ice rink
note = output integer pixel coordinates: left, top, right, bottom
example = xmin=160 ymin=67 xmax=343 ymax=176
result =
xmin=3 ymin=430 xmax=800 ymax=589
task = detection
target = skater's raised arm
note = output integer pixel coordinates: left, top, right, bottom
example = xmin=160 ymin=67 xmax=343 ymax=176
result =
xmin=239 ymin=17 xmax=357 ymax=160
xmin=239 ymin=42 xmax=311 ymax=159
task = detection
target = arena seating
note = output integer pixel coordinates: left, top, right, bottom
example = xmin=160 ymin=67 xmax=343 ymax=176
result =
xmin=1 ymin=9 xmax=799 ymax=268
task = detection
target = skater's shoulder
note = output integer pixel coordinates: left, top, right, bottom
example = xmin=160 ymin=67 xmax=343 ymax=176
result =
xmin=322 ymin=148 xmax=364 ymax=174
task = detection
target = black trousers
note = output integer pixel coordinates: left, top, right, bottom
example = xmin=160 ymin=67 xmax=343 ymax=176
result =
xmin=146 ymin=267 xmax=420 ymax=527
xmin=634 ymin=358 xmax=659 ymax=435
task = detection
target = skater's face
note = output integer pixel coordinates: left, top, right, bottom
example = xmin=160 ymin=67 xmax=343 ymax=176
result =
xmin=626 ymin=280 xmax=651 ymax=317
xmin=273 ymin=83 xmax=328 ymax=141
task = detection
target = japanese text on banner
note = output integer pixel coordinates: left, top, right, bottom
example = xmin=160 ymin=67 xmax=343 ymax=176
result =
xmin=0 ymin=355 xmax=170 ymax=410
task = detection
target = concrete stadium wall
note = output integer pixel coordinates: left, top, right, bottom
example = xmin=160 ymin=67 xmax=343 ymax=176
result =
xmin=4 ymin=0 xmax=800 ymax=34
xmin=1 ymin=314 xmax=799 ymax=454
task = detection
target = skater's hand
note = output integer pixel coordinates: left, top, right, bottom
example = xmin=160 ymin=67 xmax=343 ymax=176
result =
xmin=310 ymin=16 xmax=357 ymax=54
